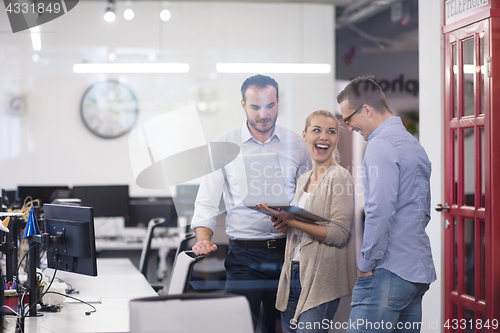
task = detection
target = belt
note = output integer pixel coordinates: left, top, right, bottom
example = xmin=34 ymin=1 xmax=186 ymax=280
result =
xmin=229 ymin=238 xmax=286 ymax=249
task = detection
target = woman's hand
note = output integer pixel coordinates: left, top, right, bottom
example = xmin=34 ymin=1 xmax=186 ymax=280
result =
xmin=257 ymin=203 xmax=295 ymax=221
xmin=270 ymin=216 xmax=289 ymax=234
xmin=257 ymin=203 xmax=294 ymax=234
xmin=258 ymin=203 xmax=328 ymax=242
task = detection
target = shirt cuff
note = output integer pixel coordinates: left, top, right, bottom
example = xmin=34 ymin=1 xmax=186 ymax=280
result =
xmin=190 ymin=217 xmax=216 ymax=233
xmin=358 ymin=256 xmax=377 ymax=273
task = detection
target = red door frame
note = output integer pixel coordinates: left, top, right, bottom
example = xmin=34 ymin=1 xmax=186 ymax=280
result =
xmin=443 ymin=0 xmax=500 ymax=326
xmin=488 ymin=14 xmax=500 ymax=323
xmin=444 ymin=20 xmax=488 ymax=326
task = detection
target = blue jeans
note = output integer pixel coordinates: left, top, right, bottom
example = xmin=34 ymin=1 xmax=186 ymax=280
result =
xmin=347 ymin=268 xmax=430 ymax=333
xmin=225 ymin=245 xmax=285 ymax=333
xmin=281 ymin=262 xmax=340 ymax=333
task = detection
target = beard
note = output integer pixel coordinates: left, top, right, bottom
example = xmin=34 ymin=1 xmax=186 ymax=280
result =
xmin=246 ymin=115 xmax=277 ymax=134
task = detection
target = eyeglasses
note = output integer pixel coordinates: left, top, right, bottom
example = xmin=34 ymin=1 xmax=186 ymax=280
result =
xmin=343 ymin=105 xmax=363 ymax=127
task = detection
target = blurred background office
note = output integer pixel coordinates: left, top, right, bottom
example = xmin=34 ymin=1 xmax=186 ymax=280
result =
xmin=0 ymin=0 xmax=421 ymax=195
xmin=0 ymin=1 xmax=447 ymax=332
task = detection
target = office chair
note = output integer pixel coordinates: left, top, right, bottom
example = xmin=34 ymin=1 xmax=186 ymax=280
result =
xmin=169 ymin=233 xmax=227 ymax=293
xmin=168 ymin=250 xmax=205 ymax=294
xmin=174 ymin=233 xmax=196 ymax=257
xmin=138 ymin=217 xmax=166 ymax=292
xmin=129 ymin=293 xmax=253 ymax=333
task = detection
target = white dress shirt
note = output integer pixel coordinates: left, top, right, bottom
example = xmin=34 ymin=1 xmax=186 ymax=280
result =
xmin=191 ymin=122 xmax=311 ymax=240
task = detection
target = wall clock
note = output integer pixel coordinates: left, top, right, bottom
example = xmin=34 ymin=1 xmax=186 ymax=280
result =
xmin=7 ymin=95 xmax=28 ymax=116
xmin=80 ymin=80 xmax=139 ymax=139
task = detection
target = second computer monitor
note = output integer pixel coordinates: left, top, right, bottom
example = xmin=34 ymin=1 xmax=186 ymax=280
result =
xmin=16 ymin=185 xmax=70 ymax=207
xmin=127 ymin=197 xmax=178 ymax=228
xmin=71 ymin=185 xmax=129 ymax=218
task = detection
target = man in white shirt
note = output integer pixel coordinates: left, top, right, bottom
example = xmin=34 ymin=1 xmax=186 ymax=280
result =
xmin=191 ymin=74 xmax=310 ymax=333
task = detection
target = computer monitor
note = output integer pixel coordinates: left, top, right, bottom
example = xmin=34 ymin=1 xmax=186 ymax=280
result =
xmin=42 ymin=203 xmax=97 ymax=276
xmin=71 ymin=185 xmax=129 ymax=217
xmin=4 ymin=190 xmax=16 ymax=209
xmin=127 ymin=197 xmax=178 ymax=228
xmin=16 ymin=185 xmax=70 ymax=207
xmin=1 ymin=189 xmax=7 ymax=210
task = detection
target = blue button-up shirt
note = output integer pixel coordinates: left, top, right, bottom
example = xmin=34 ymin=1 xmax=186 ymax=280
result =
xmin=359 ymin=117 xmax=437 ymax=284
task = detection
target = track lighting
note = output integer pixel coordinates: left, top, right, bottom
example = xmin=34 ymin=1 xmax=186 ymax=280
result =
xmin=104 ymin=0 xmax=116 ymax=22
xmin=160 ymin=9 xmax=171 ymax=22
xmin=124 ymin=8 xmax=134 ymax=20
xmin=30 ymin=27 xmax=41 ymax=51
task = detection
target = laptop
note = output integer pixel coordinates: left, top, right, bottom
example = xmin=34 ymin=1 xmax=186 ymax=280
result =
xmin=242 ymin=153 xmax=330 ymax=223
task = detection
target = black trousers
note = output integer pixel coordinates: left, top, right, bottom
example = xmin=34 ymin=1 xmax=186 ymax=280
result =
xmin=225 ymin=244 xmax=285 ymax=333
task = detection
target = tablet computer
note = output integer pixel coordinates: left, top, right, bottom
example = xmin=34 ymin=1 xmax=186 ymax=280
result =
xmin=242 ymin=153 xmax=330 ymax=223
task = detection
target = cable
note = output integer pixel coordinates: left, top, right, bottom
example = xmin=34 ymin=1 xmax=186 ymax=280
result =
xmin=12 ymin=243 xmax=37 ymax=333
xmin=3 ymin=305 xmax=20 ymax=316
xmin=45 ymin=291 xmax=97 ymax=315
xmin=16 ymin=244 xmax=36 ymax=278
xmin=37 ymin=264 xmax=57 ymax=303
xmin=13 ymin=245 xmax=40 ymax=318
xmin=9 ymin=292 xmax=28 ymax=333
xmin=21 ymin=253 xmax=57 ymax=319
xmin=19 ymin=291 xmax=27 ymax=306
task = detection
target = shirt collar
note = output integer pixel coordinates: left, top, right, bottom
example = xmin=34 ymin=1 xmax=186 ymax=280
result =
xmin=241 ymin=121 xmax=281 ymax=144
xmin=368 ymin=116 xmax=402 ymax=141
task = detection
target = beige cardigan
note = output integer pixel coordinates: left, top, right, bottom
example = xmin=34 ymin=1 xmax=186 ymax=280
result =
xmin=275 ymin=163 xmax=357 ymax=321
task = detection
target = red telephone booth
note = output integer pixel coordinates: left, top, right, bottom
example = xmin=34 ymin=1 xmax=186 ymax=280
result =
xmin=442 ymin=0 xmax=500 ymax=330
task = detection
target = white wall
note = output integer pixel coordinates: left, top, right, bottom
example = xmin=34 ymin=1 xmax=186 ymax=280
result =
xmin=0 ymin=1 xmax=335 ymax=197
xmin=419 ymin=0 xmax=443 ymax=331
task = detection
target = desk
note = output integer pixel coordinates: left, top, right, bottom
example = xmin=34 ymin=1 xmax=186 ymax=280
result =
xmin=95 ymin=235 xmax=181 ymax=283
xmin=6 ymin=258 xmax=157 ymax=333
xmin=95 ymin=235 xmax=181 ymax=252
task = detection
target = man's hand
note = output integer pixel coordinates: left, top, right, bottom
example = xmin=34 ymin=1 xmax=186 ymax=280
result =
xmin=192 ymin=226 xmax=218 ymax=255
xmin=192 ymin=240 xmax=218 ymax=255
xmin=271 ymin=216 xmax=289 ymax=234
xmin=357 ymin=268 xmax=373 ymax=277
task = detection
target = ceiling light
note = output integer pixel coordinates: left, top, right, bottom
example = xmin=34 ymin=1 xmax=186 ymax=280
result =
xmin=104 ymin=10 xmax=115 ymax=22
xmin=73 ymin=63 xmax=190 ymax=74
xmin=216 ymin=63 xmax=331 ymax=74
xmin=453 ymin=64 xmax=484 ymax=74
xmin=30 ymin=27 xmax=41 ymax=51
xmin=104 ymin=0 xmax=116 ymax=22
xmin=124 ymin=8 xmax=134 ymax=20
xmin=160 ymin=9 xmax=171 ymax=21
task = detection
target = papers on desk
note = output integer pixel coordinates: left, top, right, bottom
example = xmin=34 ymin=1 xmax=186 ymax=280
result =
xmin=64 ymin=295 xmax=102 ymax=304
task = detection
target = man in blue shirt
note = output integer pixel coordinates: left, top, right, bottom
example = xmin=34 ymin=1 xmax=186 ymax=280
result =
xmin=337 ymin=77 xmax=436 ymax=332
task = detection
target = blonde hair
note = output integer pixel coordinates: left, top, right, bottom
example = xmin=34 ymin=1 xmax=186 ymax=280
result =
xmin=304 ymin=110 xmax=341 ymax=163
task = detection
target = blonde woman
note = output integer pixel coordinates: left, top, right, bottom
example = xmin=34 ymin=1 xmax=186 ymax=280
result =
xmin=257 ymin=110 xmax=356 ymax=332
